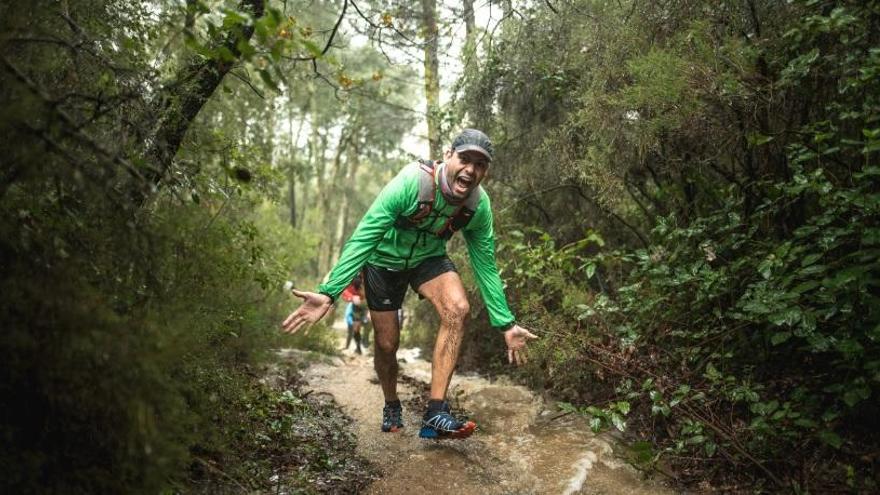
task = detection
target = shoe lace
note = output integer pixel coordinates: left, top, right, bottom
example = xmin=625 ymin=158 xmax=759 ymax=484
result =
xmin=424 ymin=410 xmax=462 ymax=432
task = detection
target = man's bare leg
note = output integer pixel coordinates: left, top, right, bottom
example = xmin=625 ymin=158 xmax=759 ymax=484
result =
xmin=370 ymin=309 xmax=401 ymax=401
xmin=417 ymin=271 xmax=469 ymax=400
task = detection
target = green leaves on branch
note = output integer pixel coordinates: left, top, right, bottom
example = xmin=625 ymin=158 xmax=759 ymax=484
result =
xmin=182 ymin=5 xmax=334 ymax=93
xmin=559 ymin=400 xmax=631 ymax=433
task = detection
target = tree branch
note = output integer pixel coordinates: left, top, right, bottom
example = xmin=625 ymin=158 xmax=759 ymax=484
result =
xmin=142 ymin=0 xmax=265 ymax=193
xmin=0 ymin=54 xmax=150 ymax=186
xmin=500 ymin=183 xmax=650 ymax=248
xmin=349 ymin=0 xmax=432 ymax=48
xmin=287 ymin=0 xmax=348 ymax=61
xmin=570 ymin=183 xmax=650 ymax=249
xmin=228 ymin=69 xmax=265 ymax=99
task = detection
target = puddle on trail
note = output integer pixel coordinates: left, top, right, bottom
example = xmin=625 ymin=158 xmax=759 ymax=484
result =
xmin=293 ymin=325 xmax=673 ymax=495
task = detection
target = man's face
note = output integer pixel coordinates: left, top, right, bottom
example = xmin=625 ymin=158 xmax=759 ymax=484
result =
xmin=443 ymin=149 xmax=489 ymax=200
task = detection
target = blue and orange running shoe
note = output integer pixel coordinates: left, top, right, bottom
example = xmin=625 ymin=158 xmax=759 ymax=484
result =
xmin=381 ymin=401 xmax=404 ymax=432
xmin=418 ymin=401 xmax=476 ymax=439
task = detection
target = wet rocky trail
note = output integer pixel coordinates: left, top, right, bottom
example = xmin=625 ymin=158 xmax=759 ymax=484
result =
xmin=289 ymin=321 xmax=674 ymax=494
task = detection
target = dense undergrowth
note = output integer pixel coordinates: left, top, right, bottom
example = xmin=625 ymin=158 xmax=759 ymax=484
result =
xmin=0 ymin=1 xmax=378 ymax=492
xmin=443 ymin=0 xmax=880 ymax=492
xmin=0 ymin=188 xmax=362 ymax=493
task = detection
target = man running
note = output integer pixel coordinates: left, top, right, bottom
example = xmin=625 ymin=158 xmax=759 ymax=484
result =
xmin=282 ymin=129 xmax=537 ymax=439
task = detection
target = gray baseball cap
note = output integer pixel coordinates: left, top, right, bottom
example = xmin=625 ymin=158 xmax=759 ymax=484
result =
xmin=452 ymin=128 xmax=494 ymax=162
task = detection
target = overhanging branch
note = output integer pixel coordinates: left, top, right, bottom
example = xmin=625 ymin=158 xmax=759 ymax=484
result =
xmin=143 ymin=0 xmax=265 ymax=192
xmin=286 ymin=0 xmax=348 ymax=62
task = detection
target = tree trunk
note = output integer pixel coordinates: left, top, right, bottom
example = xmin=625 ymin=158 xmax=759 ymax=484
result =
xmin=318 ymin=128 xmax=351 ymax=275
xmin=143 ymin=0 xmax=265 ymax=193
xmin=421 ymin=0 xmax=441 ymax=158
xmin=309 ymin=82 xmax=324 ymax=235
xmin=463 ymin=0 xmax=476 ymax=47
xmin=288 ymin=102 xmax=306 ymax=228
xmin=287 ymin=165 xmax=301 ymax=231
xmin=501 ymin=0 xmax=512 ymax=17
xmin=331 ymin=138 xmax=361 ymax=268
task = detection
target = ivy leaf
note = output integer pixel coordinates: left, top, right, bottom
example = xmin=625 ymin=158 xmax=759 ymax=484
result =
xmin=221 ymin=8 xmax=248 ymax=29
xmin=611 ymin=412 xmax=626 ymax=432
xmin=301 ymin=39 xmax=323 ymax=58
xmin=585 ymin=262 xmax=596 ymax=279
xmin=818 ymin=430 xmax=843 ymax=449
xmin=770 ymin=307 xmax=802 ymax=327
xmin=236 ymin=37 xmax=256 ymax=59
xmin=258 ymin=69 xmax=280 ymax=92
xmin=704 ymin=441 xmax=718 ymax=457
xmin=842 ymin=384 xmax=871 ymax=407
xmin=651 ymin=404 xmax=671 ymax=416
xmin=799 ymin=264 xmax=827 ymax=276
xmin=800 ymin=253 xmax=823 ymax=267
xmin=771 ymin=331 xmax=792 ymax=345
xmin=747 ymin=132 xmax=775 ymax=147
xmin=794 ymin=418 xmax=817 ymax=428
xmin=758 ymin=257 xmax=774 ymax=279
xmin=217 ymin=46 xmax=236 ymax=62
xmin=687 ymin=434 xmax=705 ymax=445
xmin=790 ymin=280 xmax=819 ymax=294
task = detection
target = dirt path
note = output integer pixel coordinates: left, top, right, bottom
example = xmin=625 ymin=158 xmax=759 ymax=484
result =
xmin=300 ymin=321 xmax=675 ymax=494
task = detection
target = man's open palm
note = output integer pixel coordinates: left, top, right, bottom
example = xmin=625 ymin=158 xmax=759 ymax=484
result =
xmin=281 ymin=290 xmax=333 ymax=334
xmin=504 ymin=325 xmax=538 ymax=365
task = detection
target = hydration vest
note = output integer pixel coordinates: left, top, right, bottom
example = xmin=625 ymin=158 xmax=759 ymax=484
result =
xmin=394 ymin=159 xmax=481 ymax=240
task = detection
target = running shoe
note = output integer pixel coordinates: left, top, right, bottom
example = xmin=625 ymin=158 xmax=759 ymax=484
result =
xmin=381 ymin=402 xmax=404 ymax=432
xmin=419 ymin=401 xmax=476 ymax=439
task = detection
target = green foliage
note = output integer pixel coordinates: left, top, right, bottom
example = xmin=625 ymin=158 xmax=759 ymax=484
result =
xmin=0 ymin=173 xmax=343 ymax=492
xmin=463 ymin=0 xmax=880 ymax=490
xmin=0 ymin=1 xmax=369 ymax=492
xmin=182 ymin=376 xmax=373 ymax=493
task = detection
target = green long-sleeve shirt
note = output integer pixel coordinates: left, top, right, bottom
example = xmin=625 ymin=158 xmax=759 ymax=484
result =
xmin=317 ymin=162 xmax=515 ymax=328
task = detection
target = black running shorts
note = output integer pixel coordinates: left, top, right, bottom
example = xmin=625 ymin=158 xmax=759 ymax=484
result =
xmin=362 ymin=256 xmax=458 ymax=311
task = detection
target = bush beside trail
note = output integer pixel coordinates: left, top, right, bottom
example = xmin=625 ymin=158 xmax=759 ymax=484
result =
xmin=451 ymin=0 xmax=880 ymax=491
xmin=0 ymin=194 xmax=367 ymax=493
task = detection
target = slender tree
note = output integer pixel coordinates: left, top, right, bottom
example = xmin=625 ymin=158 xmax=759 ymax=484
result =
xmin=143 ymin=0 xmax=265 ymax=194
xmin=421 ymin=0 xmax=441 ymax=158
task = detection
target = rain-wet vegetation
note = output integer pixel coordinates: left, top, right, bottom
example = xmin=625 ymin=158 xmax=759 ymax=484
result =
xmin=1 ymin=0 xmax=878 ymax=493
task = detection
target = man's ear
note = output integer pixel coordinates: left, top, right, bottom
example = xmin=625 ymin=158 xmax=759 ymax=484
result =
xmin=443 ymin=149 xmax=454 ymax=160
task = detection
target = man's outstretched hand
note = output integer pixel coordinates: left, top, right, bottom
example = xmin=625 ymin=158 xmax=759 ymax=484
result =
xmin=281 ymin=290 xmax=333 ymax=335
xmin=503 ymin=325 xmax=538 ymax=366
